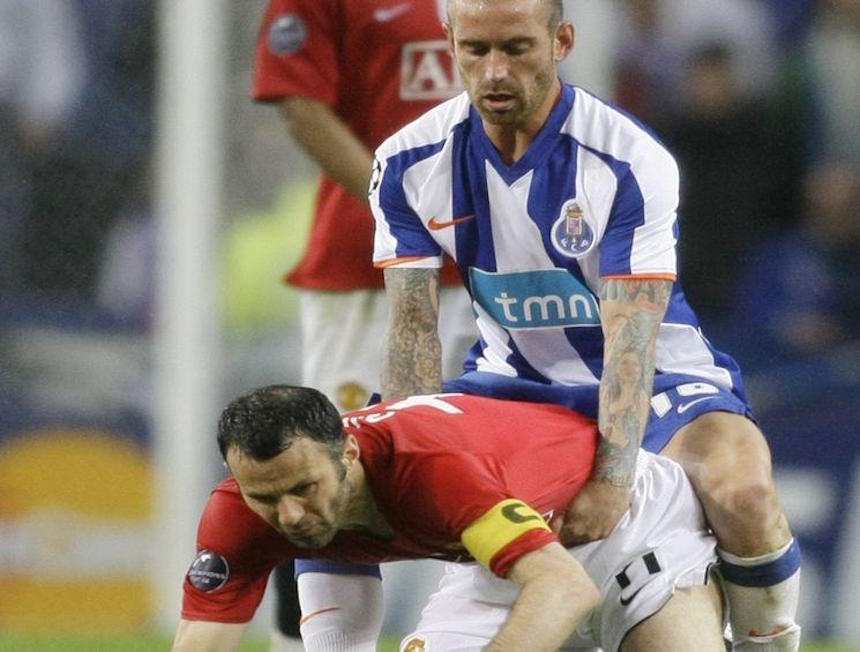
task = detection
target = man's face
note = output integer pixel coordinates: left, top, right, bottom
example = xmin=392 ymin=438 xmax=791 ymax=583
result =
xmin=445 ymin=0 xmax=570 ymax=127
xmin=227 ymin=437 xmax=353 ymax=549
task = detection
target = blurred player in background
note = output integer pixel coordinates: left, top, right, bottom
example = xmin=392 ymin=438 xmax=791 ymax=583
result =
xmin=370 ymin=0 xmax=802 ymax=650
xmin=252 ymin=1 xmax=475 ymax=648
xmin=173 ymin=386 xmax=724 ymax=652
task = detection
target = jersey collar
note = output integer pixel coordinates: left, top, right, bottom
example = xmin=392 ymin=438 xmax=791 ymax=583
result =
xmin=470 ymin=82 xmax=575 ymax=186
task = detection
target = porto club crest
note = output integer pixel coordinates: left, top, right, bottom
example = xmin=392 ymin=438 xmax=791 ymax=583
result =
xmin=551 ymin=199 xmax=595 ymax=258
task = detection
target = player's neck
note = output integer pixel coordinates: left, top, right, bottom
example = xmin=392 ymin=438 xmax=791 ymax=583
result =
xmin=483 ymin=79 xmax=562 ymax=166
xmin=341 ymin=461 xmax=395 ymax=540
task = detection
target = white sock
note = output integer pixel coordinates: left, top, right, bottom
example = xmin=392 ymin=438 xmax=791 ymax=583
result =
xmin=297 ymin=573 xmax=383 ymax=652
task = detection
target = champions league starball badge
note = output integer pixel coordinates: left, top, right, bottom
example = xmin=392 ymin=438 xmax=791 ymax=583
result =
xmin=268 ymin=14 xmax=307 ymax=56
xmin=186 ymin=549 xmax=230 ymax=593
xmin=551 ymin=199 xmax=595 ymax=258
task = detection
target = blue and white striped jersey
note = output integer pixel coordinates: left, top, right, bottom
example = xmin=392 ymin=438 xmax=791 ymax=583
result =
xmin=370 ymin=84 xmax=747 ymax=422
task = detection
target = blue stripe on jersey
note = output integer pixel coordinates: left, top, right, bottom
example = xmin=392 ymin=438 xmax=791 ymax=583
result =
xmin=380 ymin=140 xmax=448 ymax=259
xmin=527 ymin=133 xmax=579 ymax=267
xmin=453 ymin=119 xmax=497 ymax=272
xmin=573 ymin=145 xmax=646 ymax=277
xmin=664 ymin=286 xmax=700 ymax=325
xmin=563 ymin=323 xmax=605 ymax=379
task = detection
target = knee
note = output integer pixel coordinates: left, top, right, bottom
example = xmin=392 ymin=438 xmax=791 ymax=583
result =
xmin=707 ymin=468 xmax=777 ymax=520
xmin=674 ymin=416 xmax=779 ymax=518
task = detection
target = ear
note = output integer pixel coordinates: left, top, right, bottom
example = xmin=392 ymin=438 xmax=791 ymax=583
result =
xmin=343 ymin=434 xmax=360 ymax=465
xmin=554 ymin=21 xmax=575 ymax=63
xmin=224 ymin=448 xmax=238 ymax=476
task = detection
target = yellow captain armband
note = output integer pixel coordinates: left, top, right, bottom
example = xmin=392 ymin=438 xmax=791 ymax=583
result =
xmin=461 ymin=499 xmax=552 ymax=568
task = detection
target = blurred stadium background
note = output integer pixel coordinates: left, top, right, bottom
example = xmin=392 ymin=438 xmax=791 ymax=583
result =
xmin=0 ymin=0 xmax=858 ymax=650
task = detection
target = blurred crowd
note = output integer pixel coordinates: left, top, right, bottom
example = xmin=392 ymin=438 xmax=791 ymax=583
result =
xmin=614 ymin=0 xmax=859 ymax=370
xmin=0 ymin=0 xmax=858 ymax=369
xmin=0 ymin=0 xmax=155 ymax=326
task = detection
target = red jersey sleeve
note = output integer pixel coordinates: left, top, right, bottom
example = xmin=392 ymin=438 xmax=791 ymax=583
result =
xmin=252 ymin=0 xmax=339 ymax=105
xmin=181 ymin=481 xmax=286 ymax=623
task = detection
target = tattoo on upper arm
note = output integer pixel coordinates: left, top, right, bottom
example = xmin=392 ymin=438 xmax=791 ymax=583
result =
xmin=382 ymin=268 xmax=442 ymax=400
xmin=595 ymin=278 xmax=672 ymax=486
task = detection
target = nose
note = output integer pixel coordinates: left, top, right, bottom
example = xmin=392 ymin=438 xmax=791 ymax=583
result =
xmin=277 ymin=496 xmax=306 ymax=528
xmin=485 ymin=49 xmax=509 ymax=83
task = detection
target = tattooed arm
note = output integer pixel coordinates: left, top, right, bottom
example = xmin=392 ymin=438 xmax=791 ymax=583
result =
xmin=596 ymin=278 xmax=672 ymax=484
xmin=556 ymin=277 xmax=672 ymax=544
xmin=382 ymin=267 xmax=444 ymax=400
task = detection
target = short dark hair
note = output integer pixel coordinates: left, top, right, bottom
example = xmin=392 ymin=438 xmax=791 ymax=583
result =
xmin=217 ymin=385 xmax=345 ymax=461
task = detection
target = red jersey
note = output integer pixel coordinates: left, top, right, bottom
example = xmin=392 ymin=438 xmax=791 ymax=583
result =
xmin=182 ymin=394 xmax=598 ymax=623
xmin=253 ymin=0 xmax=462 ymax=290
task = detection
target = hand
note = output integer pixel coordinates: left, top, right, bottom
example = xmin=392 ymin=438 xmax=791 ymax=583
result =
xmin=552 ymin=479 xmax=631 ymax=546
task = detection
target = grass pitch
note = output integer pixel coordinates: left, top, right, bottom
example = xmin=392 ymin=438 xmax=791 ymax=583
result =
xmin=0 ymin=632 xmax=854 ymax=651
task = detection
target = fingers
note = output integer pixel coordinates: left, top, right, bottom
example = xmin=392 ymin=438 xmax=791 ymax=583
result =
xmin=558 ymin=521 xmax=613 ymax=546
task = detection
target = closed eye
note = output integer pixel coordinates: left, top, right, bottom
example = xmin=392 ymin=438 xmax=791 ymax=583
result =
xmin=460 ymin=41 xmax=489 ymax=56
xmin=291 ymin=482 xmax=317 ymax=497
xmin=503 ymin=39 xmax=533 ymax=56
xmin=245 ymin=493 xmax=277 ymax=506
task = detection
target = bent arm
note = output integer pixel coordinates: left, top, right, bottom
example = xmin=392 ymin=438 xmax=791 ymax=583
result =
xmin=279 ymin=97 xmax=374 ymax=200
xmin=382 ymin=267 xmax=443 ymax=400
xmin=595 ymin=278 xmax=672 ymax=487
xmin=171 ymin=619 xmax=249 ymax=652
xmin=488 ymin=543 xmax=600 ymax=652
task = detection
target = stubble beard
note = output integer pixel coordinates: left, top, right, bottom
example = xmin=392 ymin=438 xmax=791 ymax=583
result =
xmin=473 ymin=66 xmax=556 ymax=128
xmin=287 ymin=467 xmax=353 ymax=549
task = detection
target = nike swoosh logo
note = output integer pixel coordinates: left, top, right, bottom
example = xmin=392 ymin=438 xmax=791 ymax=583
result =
xmin=374 ymin=2 xmax=412 ymax=22
xmin=619 ymin=587 xmax=644 ymax=606
xmin=428 ymin=215 xmax=475 ymax=230
xmin=677 ymin=396 xmax=717 ymax=414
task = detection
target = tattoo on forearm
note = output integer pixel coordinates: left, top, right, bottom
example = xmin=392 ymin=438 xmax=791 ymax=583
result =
xmin=382 ymin=268 xmax=442 ymax=400
xmin=595 ymin=278 xmax=672 ymax=486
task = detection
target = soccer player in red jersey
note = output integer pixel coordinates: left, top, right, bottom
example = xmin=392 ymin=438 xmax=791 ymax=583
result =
xmin=173 ymin=386 xmax=724 ymax=652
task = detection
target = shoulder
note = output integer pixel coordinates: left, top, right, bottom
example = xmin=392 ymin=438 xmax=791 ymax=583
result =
xmin=198 ymin=479 xmax=278 ymax=555
xmin=376 ymin=92 xmax=471 ymax=162
xmin=564 ymin=85 xmax=678 ymax=183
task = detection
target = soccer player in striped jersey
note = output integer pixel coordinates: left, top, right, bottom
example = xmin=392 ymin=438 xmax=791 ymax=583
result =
xmin=369 ymin=0 xmax=801 ymax=649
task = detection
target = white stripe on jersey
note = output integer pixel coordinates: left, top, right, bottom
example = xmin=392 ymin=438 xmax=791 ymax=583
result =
xmin=487 ymin=166 xmax=545 ymax=271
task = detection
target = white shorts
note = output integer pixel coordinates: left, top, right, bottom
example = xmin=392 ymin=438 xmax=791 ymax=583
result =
xmin=400 ymin=453 xmax=717 ymax=652
xmin=299 ymin=287 xmax=475 ymax=411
